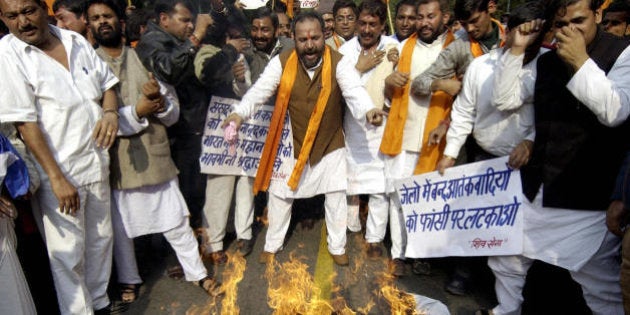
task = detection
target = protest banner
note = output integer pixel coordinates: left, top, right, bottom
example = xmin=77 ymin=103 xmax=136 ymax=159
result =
xmin=395 ymin=156 xmax=526 ymax=258
xmin=199 ymin=96 xmax=294 ymax=180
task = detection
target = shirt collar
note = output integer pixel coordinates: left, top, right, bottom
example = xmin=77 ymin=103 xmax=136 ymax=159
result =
xmin=12 ymin=24 xmax=78 ymax=53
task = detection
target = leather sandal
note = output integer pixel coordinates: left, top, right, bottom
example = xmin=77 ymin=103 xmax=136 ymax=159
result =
xmin=119 ymin=283 xmax=140 ymax=304
xmin=197 ymin=276 xmax=223 ymax=297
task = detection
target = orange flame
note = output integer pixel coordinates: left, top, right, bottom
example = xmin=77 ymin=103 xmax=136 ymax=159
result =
xmin=264 ymin=252 xmax=334 ymax=314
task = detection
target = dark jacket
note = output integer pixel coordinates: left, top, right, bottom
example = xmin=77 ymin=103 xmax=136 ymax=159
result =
xmin=136 ymin=21 xmax=210 ymax=136
xmin=522 ymin=29 xmax=630 ymax=210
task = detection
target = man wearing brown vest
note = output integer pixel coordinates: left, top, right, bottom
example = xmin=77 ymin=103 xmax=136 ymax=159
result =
xmin=224 ymin=11 xmax=384 ymax=266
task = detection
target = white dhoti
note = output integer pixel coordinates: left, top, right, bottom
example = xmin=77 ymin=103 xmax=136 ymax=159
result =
xmin=112 ymin=179 xmax=207 ymax=282
xmin=0 ymin=217 xmax=36 ymax=315
xmin=265 ymin=148 xmax=348 ymax=255
xmin=489 ymin=187 xmax=623 ymax=315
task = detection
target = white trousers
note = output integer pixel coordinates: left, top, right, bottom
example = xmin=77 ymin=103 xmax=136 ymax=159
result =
xmin=362 ymin=193 xmax=390 ymax=243
xmin=489 ymin=231 xmax=623 ymax=315
xmin=0 ymin=218 xmax=36 ymax=315
xmin=36 ymin=180 xmax=113 ymax=314
xmin=112 ymin=200 xmax=208 ymax=282
xmin=388 ymin=195 xmax=407 ymax=259
xmin=346 ymin=195 xmax=362 ymax=233
xmin=201 ymin=174 xmax=254 ymax=252
xmin=265 ymin=190 xmax=347 ymax=255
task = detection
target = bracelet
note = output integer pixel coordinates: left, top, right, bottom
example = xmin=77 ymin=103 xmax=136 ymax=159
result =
xmin=103 ymin=109 xmax=119 ymax=118
xmin=439 ymin=119 xmax=450 ymax=127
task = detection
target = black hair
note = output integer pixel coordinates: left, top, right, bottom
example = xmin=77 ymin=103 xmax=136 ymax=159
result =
xmin=266 ymin=0 xmax=288 ymax=13
xmin=85 ymin=0 xmax=125 ymax=20
xmin=126 ymin=8 xmax=154 ymax=42
xmin=332 ymin=0 xmax=358 ymax=17
xmin=604 ymin=0 xmax=630 ymax=23
xmin=154 ymin=0 xmax=196 ymax=16
xmin=291 ymin=11 xmax=325 ymax=35
xmin=454 ymin=0 xmax=490 ymax=20
xmin=53 ymin=0 xmax=87 ymax=16
xmin=358 ymin=0 xmax=388 ymax=24
xmin=418 ymin=0 xmax=450 ymax=15
xmin=395 ymin=0 xmax=418 ymax=16
xmin=252 ymin=6 xmax=279 ymax=31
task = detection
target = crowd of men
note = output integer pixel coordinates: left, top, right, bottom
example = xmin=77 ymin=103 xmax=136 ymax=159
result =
xmin=0 ymin=0 xmax=629 ymax=314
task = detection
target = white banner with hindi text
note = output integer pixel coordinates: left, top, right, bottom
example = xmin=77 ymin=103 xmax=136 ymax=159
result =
xmin=199 ymin=96 xmax=294 ymax=179
xmin=395 ymin=156 xmax=526 ymax=258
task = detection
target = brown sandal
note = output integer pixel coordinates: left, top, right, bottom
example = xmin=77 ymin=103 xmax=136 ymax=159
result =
xmin=196 ymin=276 xmax=223 ymax=297
xmin=119 ymin=283 xmax=140 ymax=304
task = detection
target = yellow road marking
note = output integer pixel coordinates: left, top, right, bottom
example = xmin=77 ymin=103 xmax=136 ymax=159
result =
xmin=313 ymin=222 xmax=333 ymax=301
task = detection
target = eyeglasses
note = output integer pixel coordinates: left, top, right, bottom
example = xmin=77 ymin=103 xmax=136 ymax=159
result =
xmin=335 ymin=15 xmax=356 ymax=23
xmin=602 ymin=19 xmax=624 ymax=26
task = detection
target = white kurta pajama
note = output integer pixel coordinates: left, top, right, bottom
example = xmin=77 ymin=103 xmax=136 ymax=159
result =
xmin=487 ymin=46 xmax=630 ymax=315
xmin=233 ymin=53 xmax=374 ymax=255
xmin=0 ymin=26 xmax=117 ymax=314
xmin=338 ymin=35 xmax=397 ymax=241
xmin=109 ymin=79 xmax=208 ymax=283
xmin=384 ymin=32 xmax=450 ymax=259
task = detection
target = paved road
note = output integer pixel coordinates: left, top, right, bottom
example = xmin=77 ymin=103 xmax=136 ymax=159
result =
xmin=117 ymin=201 xmax=592 ymax=315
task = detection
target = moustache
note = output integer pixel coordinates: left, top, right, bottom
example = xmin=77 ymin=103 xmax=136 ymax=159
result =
xmin=98 ymin=25 xmax=113 ymax=33
xmin=18 ymin=25 xmax=36 ymax=33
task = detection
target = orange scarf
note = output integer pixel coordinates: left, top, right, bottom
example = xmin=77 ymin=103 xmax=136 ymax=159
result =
xmin=470 ymin=19 xmax=506 ymax=57
xmin=379 ymin=31 xmax=455 ymax=174
xmin=253 ymin=46 xmax=333 ymax=193
xmin=332 ymin=33 xmax=342 ymax=49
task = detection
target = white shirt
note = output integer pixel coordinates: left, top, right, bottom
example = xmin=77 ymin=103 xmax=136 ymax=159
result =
xmin=338 ymin=36 xmax=398 ymax=194
xmin=233 ymin=53 xmax=373 ymax=122
xmin=566 ymin=46 xmax=630 ymax=126
xmin=232 ymin=52 xmax=375 ymax=198
xmin=0 ymin=26 xmax=118 ymax=186
xmin=444 ymin=48 xmax=538 ymax=158
xmin=399 ymin=32 xmax=450 ymax=152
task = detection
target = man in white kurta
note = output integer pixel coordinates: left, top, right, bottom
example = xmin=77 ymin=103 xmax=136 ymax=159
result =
xmin=487 ymin=1 xmax=630 ymax=314
xmin=338 ymin=0 xmax=398 ymax=255
xmin=0 ymin=2 xmax=119 ymax=311
xmin=382 ymin=0 xmax=453 ymax=270
xmin=227 ymin=13 xmax=381 ymax=266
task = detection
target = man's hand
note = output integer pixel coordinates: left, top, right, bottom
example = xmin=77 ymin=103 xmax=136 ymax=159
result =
xmin=50 ymin=176 xmax=80 ymax=215
xmin=510 ymin=19 xmax=545 ymax=55
xmin=366 ymin=108 xmax=386 ymax=126
xmin=387 ymin=48 xmax=399 ymax=64
xmin=232 ymin=59 xmax=246 ymax=82
xmin=93 ymin=111 xmax=118 ymax=149
xmin=432 ymin=79 xmax=462 ymax=96
xmin=607 ymin=200 xmax=629 ymax=237
xmin=356 ymin=49 xmax=385 ymax=74
xmin=193 ymin=13 xmax=214 ymax=41
xmin=385 ymin=71 xmax=410 ymax=89
xmin=221 ymin=113 xmax=244 ymax=131
xmin=0 ymin=196 xmax=17 ymax=219
xmin=555 ymin=26 xmax=589 ymax=72
xmin=142 ymin=73 xmax=161 ymax=100
xmin=428 ymin=123 xmax=448 ymax=146
xmin=508 ymin=140 xmax=532 ymax=169
xmin=226 ymin=36 xmax=250 ymax=53
xmin=437 ymin=155 xmax=456 ymax=175
xmin=136 ymin=95 xmax=165 ymax=118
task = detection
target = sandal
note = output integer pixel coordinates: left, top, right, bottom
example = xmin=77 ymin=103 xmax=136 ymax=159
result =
xmin=196 ymin=276 xmax=223 ymax=297
xmin=119 ymin=283 xmax=140 ymax=304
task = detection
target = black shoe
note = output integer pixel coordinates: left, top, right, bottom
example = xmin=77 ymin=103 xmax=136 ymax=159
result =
xmin=236 ymin=239 xmax=253 ymax=257
xmin=445 ymin=273 xmax=468 ymax=296
xmin=94 ymin=301 xmax=129 ymax=315
xmin=411 ymin=259 xmax=431 ymax=275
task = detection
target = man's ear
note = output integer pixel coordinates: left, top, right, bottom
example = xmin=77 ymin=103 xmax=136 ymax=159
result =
xmin=159 ymin=12 xmax=169 ymax=27
xmin=442 ymin=12 xmax=450 ymax=25
xmin=594 ymin=7 xmax=603 ymax=24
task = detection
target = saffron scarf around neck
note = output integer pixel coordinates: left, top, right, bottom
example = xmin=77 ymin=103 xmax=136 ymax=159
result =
xmin=470 ymin=18 xmax=506 ymax=57
xmin=253 ymin=46 xmax=333 ymax=193
xmin=379 ymin=31 xmax=454 ymax=158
